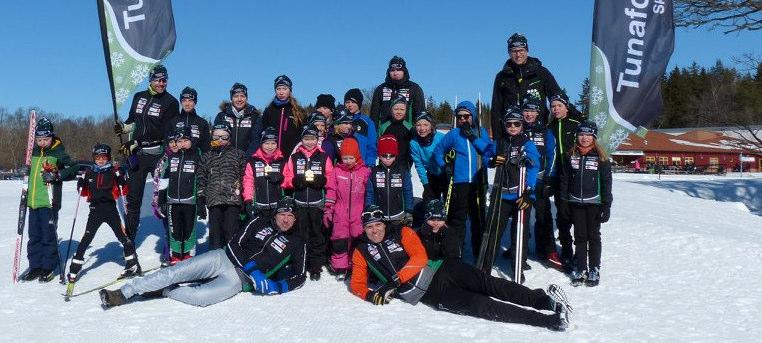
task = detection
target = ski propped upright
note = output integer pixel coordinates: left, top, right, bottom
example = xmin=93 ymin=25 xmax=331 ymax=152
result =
xmin=11 ymin=110 xmax=37 ymax=284
xmin=476 ymin=163 xmax=505 ymax=274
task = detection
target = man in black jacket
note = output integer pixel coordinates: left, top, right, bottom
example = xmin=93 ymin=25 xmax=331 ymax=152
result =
xmin=490 ymin=33 xmax=561 ymax=142
xmin=166 ymin=86 xmax=211 ymax=153
xmin=370 ymin=56 xmax=425 ymax=130
xmin=100 ymin=197 xmax=306 ymax=308
xmin=114 ymin=64 xmax=179 ymax=242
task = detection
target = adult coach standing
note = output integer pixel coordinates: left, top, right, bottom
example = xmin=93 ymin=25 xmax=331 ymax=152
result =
xmin=114 ymin=64 xmax=179 ymax=242
xmin=370 ymin=56 xmax=425 ymax=130
xmin=490 ymin=33 xmax=561 ymax=142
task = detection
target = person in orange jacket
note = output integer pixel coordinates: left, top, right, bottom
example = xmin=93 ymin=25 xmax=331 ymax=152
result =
xmin=350 ymin=206 xmax=573 ymax=331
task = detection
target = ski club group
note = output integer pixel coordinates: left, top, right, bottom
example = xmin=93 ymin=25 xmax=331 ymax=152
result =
xmin=16 ymin=33 xmax=614 ymax=332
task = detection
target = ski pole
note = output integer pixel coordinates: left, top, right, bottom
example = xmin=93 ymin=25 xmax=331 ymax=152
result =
xmin=62 ymin=180 xmax=83 ymax=282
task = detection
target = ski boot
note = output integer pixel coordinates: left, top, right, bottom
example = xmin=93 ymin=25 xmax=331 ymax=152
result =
xmin=100 ymin=289 xmax=127 ymax=308
xmin=119 ymin=260 xmax=142 ymax=280
xmin=309 ymin=267 xmax=322 ymax=281
xmin=570 ymin=269 xmax=587 ymax=287
xmin=38 ymin=269 xmax=56 ymax=283
xmin=585 ymin=266 xmax=600 ymax=287
xmin=547 ymin=284 xmax=572 ymax=332
xmin=20 ymin=268 xmax=42 ymax=282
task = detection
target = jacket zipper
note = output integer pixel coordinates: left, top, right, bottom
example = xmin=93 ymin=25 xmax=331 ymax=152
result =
xmin=176 ymin=151 xmax=185 ymax=201
xmin=348 ymin=169 xmax=353 ymax=220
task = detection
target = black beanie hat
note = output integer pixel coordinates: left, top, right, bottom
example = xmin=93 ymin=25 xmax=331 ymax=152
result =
xmin=301 ymin=124 xmax=319 ymax=138
xmin=414 ymin=111 xmax=435 ymax=125
xmin=388 ymin=56 xmax=406 ymax=71
xmin=344 ymin=88 xmax=364 ymax=106
xmin=577 ymin=120 xmax=598 ymax=138
xmin=503 ymin=106 xmax=524 ymax=123
xmin=181 ymin=86 xmax=198 ymax=103
xmin=35 ymin=117 xmax=55 ymax=137
xmin=230 ymin=83 xmax=248 ymax=99
xmin=508 ymin=33 xmax=528 ymax=51
xmin=150 ymin=64 xmax=168 ymax=80
xmin=521 ymin=97 xmax=542 ymax=112
xmin=211 ymin=120 xmax=231 ymax=134
xmin=549 ymin=93 xmax=569 ymax=107
xmin=274 ymin=75 xmax=292 ymax=90
xmin=308 ymin=112 xmax=327 ymax=124
xmin=315 ymin=94 xmax=336 ymax=110
xmin=261 ymin=126 xmax=278 ymax=144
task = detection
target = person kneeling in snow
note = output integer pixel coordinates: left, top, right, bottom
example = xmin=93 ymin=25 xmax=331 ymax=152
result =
xmin=100 ymin=196 xmax=306 ymax=308
xmin=350 ymin=204 xmax=572 ymax=331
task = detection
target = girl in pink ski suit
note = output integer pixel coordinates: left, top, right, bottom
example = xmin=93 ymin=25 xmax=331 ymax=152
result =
xmin=323 ymin=137 xmax=371 ymax=275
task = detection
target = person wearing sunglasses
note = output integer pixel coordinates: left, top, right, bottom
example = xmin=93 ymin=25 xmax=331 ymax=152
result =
xmin=198 ymin=121 xmax=247 ymax=250
xmin=100 ymin=196 xmax=307 ymax=308
xmin=114 ymin=64 xmax=180 ymax=243
xmin=365 ymin=134 xmax=413 ymax=225
xmin=324 ymin=137 xmax=371 ymax=281
xmin=490 ymin=33 xmax=561 ymax=143
xmin=558 ymin=121 xmax=612 ymax=287
xmin=349 ymin=205 xmax=572 ymax=331
xmin=243 ymin=127 xmax=287 ymax=223
xmin=165 ymin=86 xmax=211 ymax=153
xmin=433 ymin=100 xmax=496 ymax=260
xmin=489 ymin=106 xmax=540 ymax=283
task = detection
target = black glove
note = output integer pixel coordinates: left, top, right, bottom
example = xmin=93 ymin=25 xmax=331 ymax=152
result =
xmin=402 ymin=212 xmax=413 ymax=226
xmin=365 ymin=279 xmax=400 ymax=306
xmin=76 ymin=177 xmax=86 ymax=190
xmin=119 ymin=140 xmax=137 ymax=156
xmin=493 ymin=154 xmax=507 ymax=167
xmin=196 ymin=197 xmax=207 ymax=220
xmin=460 ymin=123 xmax=476 ymax=141
xmin=268 ymin=172 xmax=284 ymax=184
xmin=311 ymin=174 xmax=327 ymax=188
xmin=600 ymin=205 xmax=611 ymax=223
xmin=293 ymin=174 xmax=306 ymax=189
xmin=114 ymin=122 xmax=124 ymax=134
xmin=559 ymin=201 xmax=570 ymax=219
xmin=160 ymin=203 xmax=168 ymax=217
xmin=245 ymin=202 xmax=258 ymax=218
xmin=515 ymin=188 xmax=533 ymax=210
xmin=41 ymin=171 xmax=60 ymax=183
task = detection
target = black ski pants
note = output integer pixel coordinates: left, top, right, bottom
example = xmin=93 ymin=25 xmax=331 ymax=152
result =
xmin=125 ymin=152 xmax=162 ymax=241
xmin=296 ymin=206 xmax=326 ymax=272
xmin=496 ymin=199 xmax=530 ymax=266
xmin=551 ymin=178 xmax=574 ymax=261
xmin=532 ymin=184 xmax=555 ymax=258
xmin=71 ymin=202 xmax=136 ymax=274
xmin=168 ymin=204 xmax=196 ymax=259
xmin=570 ymin=204 xmax=602 ymax=272
xmin=420 ymin=259 xmax=557 ymax=328
xmin=207 ymin=205 xmax=242 ymax=250
xmin=445 ymin=182 xmax=483 ymax=261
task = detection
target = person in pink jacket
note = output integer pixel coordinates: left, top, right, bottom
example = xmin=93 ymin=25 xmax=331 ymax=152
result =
xmin=242 ymin=127 xmax=287 ymax=221
xmin=323 ymin=137 xmax=371 ymax=280
xmin=282 ymin=125 xmax=334 ymax=281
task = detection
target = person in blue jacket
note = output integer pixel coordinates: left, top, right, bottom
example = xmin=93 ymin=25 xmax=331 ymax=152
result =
xmin=517 ymin=98 xmax=563 ymax=270
xmin=344 ymin=88 xmax=378 ymax=166
xmin=491 ymin=106 xmax=540 ymax=283
xmin=410 ymin=111 xmax=446 ymax=203
xmin=434 ymin=101 xmax=495 ymax=260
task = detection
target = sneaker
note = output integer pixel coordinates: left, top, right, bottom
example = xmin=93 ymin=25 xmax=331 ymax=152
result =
xmin=586 ymin=266 xmax=600 ymax=287
xmin=100 ymin=289 xmax=127 ymax=308
xmin=20 ymin=268 xmax=42 ymax=282
xmin=38 ymin=269 xmax=56 ymax=283
xmin=570 ymin=269 xmax=587 ymax=287
xmin=547 ymin=284 xmax=572 ymax=331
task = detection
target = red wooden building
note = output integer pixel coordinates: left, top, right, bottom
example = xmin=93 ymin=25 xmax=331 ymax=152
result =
xmin=612 ymin=130 xmax=761 ymax=172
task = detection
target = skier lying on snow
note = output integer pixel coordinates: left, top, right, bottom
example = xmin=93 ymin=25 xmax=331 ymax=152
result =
xmin=350 ymin=203 xmax=572 ymax=331
xmin=100 ymin=196 xmax=306 ymax=308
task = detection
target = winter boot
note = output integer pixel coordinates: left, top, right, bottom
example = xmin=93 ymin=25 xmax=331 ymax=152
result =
xmin=119 ymin=256 xmax=142 ymax=279
xmin=38 ymin=269 xmax=56 ymax=283
xmin=100 ymin=289 xmax=127 ymax=308
xmin=570 ymin=269 xmax=587 ymax=287
xmin=68 ymin=258 xmax=84 ymax=283
xmin=309 ymin=267 xmax=322 ymax=281
xmin=585 ymin=266 xmax=600 ymax=287
xmin=544 ymin=251 xmax=564 ymax=271
xmin=20 ymin=268 xmax=42 ymax=282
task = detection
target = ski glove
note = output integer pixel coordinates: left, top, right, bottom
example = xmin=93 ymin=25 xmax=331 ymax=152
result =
xmin=322 ymin=211 xmax=333 ymax=229
xmin=267 ymin=172 xmax=284 ymax=184
xmin=196 ymin=197 xmax=207 ymax=220
xmin=292 ymin=174 xmax=307 ymax=190
xmin=41 ymin=171 xmax=60 ymax=183
xmin=249 ymin=269 xmax=279 ymax=295
xmin=402 ymin=212 xmax=414 ymax=226
xmin=600 ymin=205 xmax=611 ymax=223
xmin=460 ymin=125 xmax=476 ymax=142
xmin=559 ymin=201 xmax=571 ymax=219
xmin=245 ymin=202 xmax=258 ymax=219
xmin=114 ymin=121 xmax=134 ymax=135
xmin=76 ymin=177 xmax=87 ymax=190
xmin=541 ymin=178 xmax=554 ymax=198
xmin=516 ymin=188 xmax=533 ymax=210
xmin=365 ymin=280 xmax=400 ymax=305
xmin=120 ymin=140 xmax=138 ymax=156
xmin=310 ymin=174 xmax=327 ymax=188
xmin=493 ymin=154 xmax=507 ymax=167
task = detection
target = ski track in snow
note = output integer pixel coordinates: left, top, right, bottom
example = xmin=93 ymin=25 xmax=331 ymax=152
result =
xmin=1 ymin=173 xmax=762 ymax=342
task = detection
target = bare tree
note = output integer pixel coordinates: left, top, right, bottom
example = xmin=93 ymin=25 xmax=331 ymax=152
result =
xmin=675 ymin=0 xmax=762 ymax=33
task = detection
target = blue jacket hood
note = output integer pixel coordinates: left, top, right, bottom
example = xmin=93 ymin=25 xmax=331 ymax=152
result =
xmin=455 ymin=101 xmax=479 ymax=126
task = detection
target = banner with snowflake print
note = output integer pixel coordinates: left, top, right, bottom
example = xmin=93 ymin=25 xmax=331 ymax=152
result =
xmin=589 ymin=0 xmax=674 ymax=153
xmin=98 ymin=0 xmax=176 ymax=110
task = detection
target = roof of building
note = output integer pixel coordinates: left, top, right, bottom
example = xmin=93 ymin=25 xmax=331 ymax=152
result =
xmin=615 ymin=130 xmax=757 ymax=154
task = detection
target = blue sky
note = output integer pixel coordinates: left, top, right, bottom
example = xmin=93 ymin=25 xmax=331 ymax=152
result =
xmin=0 ymin=1 xmax=760 ymax=120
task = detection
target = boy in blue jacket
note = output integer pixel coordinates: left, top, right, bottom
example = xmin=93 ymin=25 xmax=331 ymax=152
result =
xmin=344 ymin=89 xmax=377 ymax=166
xmin=434 ymin=101 xmax=495 ymax=260
xmin=491 ymin=107 xmax=540 ymax=282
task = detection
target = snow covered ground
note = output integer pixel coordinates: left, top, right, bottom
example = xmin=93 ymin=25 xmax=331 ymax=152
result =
xmin=1 ymin=173 xmax=762 ymax=342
